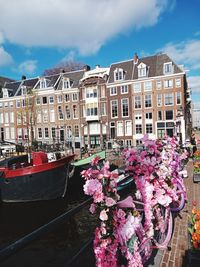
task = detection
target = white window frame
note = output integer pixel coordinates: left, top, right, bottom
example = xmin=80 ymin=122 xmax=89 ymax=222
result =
xmin=121 ymin=85 xmax=128 ymax=94
xmin=110 ymin=87 xmax=117 ymax=96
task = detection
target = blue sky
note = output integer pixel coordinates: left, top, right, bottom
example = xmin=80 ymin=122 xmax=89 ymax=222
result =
xmin=0 ymin=0 xmax=199 ymax=106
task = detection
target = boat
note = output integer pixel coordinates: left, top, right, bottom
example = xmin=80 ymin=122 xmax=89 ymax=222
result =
xmin=113 ymin=167 xmax=134 ymax=191
xmin=72 ymin=150 xmax=106 ymax=170
xmin=0 ymin=151 xmax=74 ymax=203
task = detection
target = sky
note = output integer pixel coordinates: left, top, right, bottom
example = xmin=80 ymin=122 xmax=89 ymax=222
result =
xmin=0 ymin=0 xmax=199 ymax=106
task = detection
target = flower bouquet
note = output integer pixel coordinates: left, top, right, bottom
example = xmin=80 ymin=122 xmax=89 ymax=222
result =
xmin=193 ymin=161 xmax=200 ymax=182
xmin=188 ymin=202 xmax=200 ymax=265
xmin=194 ymin=150 xmax=200 ymax=160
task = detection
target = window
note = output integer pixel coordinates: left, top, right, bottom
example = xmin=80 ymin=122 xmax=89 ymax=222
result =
xmin=164 ymin=79 xmax=173 ymax=88
xmin=157 ymin=94 xmax=162 ymax=107
xmin=156 ymin=80 xmax=162 ymax=90
xmin=73 ymin=105 xmax=78 ymax=118
xmin=136 ymin=124 xmax=142 ymax=134
xmin=9 ymin=101 xmax=13 ymax=107
xmin=63 ymin=78 xmax=71 ymax=89
xmin=43 ymin=109 xmax=48 ymax=123
xmin=16 ymin=100 xmax=21 ymax=108
xmin=40 ymin=79 xmax=46 ymax=88
xmin=164 ymin=93 xmax=174 ymax=106
xmin=72 ymin=93 xmax=78 ymax=101
xmin=176 ymin=92 xmax=181 ymax=105
xmin=138 ymin=63 xmax=147 ymax=78
xmin=65 ymin=105 xmax=71 ymax=119
xmin=122 ymin=98 xmax=129 ymax=117
xmin=145 ymin=112 xmax=152 ymax=119
xmin=38 ymin=128 xmax=42 ymax=138
xmin=86 ymin=103 xmax=97 ymax=117
xmin=110 ymin=87 xmax=117 ymax=95
xmin=114 ymin=68 xmax=125 ymax=81
xmin=44 ymin=128 xmax=49 ymax=138
xmin=52 ymin=127 xmax=56 ymax=138
xmin=125 ymin=139 xmax=132 ymax=147
xmin=36 ymin=97 xmax=41 ymax=105
xmin=86 ymin=88 xmax=97 ymax=98
xmin=65 ymin=94 xmax=70 ymax=102
xmin=117 ymin=121 xmax=123 ymax=136
xmin=134 ymin=95 xmax=141 ymax=109
xmin=111 ymin=100 xmax=118 ymax=118
xmin=133 ymin=83 xmax=141 ymax=93
xmin=135 ymin=113 xmax=142 ymax=120
xmin=144 ymin=81 xmax=152 ymax=91
xmin=110 ymin=122 xmax=116 ymax=139
xmin=57 ymin=95 xmax=63 ymax=103
xmin=158 ymin=111 xmax=162 ymax=121
xmin=50 ymin=109 xmax=55 ymax=122
xmin=165 ymin=110 xmax=173 ymax=120
xmin=100 ymin=103 xmax=106 ymax=116
xmin=125 ymin=121 xmax=132 ymax=136
xmin=146 ymin=124 xmax=153 ymax=133
xmin=58 ymin=106 xmax=64 ymax=120
xmin=144 ymin=94 xmax=152 ymax=108
xmin=175 ymin=78 xmax=181 ymax=87
xmin=42 ymin=96 xmax=47 ymax=104
xmin=163 ymin=62 xmax=173 ymax=74
xmin=49 ymin=96 xmax=54 ymax=104
xmin=121 ymin=85 xmax=128 ymax=94
xmin=74 ymin=125 xmax=79 ymax=137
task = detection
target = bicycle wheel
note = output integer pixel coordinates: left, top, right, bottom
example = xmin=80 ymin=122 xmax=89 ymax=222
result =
xmin=153 ymin=205 xmax=173 ymax=249
xmin=170 ymin=180 xmax=185 ymax=212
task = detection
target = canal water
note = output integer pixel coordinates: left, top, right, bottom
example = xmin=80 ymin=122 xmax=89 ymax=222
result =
xmin=0 ymin=172 xmax=96 ymax=267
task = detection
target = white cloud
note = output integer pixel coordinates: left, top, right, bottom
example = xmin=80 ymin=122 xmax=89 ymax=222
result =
xmin=158 ymin=39 xmax=200 ymax=70
xmin=18 ymin=60 xmax=37 ymax=75
xmin=0 ymin=46 xmax=13 ymax=66
xmin=0 ymin=0 xmax=168 ymax=55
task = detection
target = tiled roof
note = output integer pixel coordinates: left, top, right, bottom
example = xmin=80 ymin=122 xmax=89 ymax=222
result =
xmin=57 ymin=70 xmax=85 ymax=90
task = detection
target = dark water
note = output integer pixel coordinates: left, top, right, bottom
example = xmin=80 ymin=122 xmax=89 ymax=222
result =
xmin=0 ymin=173 xmax=96 ymax=267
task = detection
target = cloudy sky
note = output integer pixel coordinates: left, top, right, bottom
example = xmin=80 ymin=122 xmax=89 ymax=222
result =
xmin=0 ymin=0 xmax=199 ymax=105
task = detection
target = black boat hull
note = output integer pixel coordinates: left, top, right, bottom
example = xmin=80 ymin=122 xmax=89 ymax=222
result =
xmin=0 ymin=165 xmax=69 ymax=203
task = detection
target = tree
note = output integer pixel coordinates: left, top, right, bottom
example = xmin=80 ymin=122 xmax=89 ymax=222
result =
xmin=43 ymin=60 xmax=85 ymax=76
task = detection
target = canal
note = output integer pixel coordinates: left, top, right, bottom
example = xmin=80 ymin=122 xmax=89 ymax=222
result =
xmin=0 ymin=172 xmax=96 ymax=267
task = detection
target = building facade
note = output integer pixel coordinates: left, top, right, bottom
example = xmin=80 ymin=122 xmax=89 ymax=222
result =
xmin=0 ymin=53 xmax=191 ymax=151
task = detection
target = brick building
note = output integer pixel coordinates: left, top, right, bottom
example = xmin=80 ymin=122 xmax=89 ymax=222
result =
xmin=0 ymin=53 xmax=192 ymax=151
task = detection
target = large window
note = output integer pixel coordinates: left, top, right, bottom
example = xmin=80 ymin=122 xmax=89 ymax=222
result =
xmin=145 ymin=112 xmax=152 ymax=119
xmin=65 ymin=105 xmax=71 ymax=119
xmin=164 ymin=79 xmax=173 ymax=88
xmin=158 ymin=111 xmax=162 ymax=121
xmin=114 ymin=68 xmax=125 ymax=81
xmin=144 ymin=81 xmax=152 ymax=91
xmin=176 ymin=92 xmax=181 ymax=105
xmin=73 ymin=105 xmax=78 ymax=118
xmin=58 ymin=106 xmax=64 ymax=120
xmin=146 ymin=124 xmax=153 ymax=133
xmin=121 ymin=85 xmax=128 ymax=94
xmin=122 ymin=98 xmax=129 ymax=117
xmin=165 ymin=110 xmax=173 ymax=120
xmin=111 ymin=100 xmax=118 ymax=118
xmin=133 ymin=83 xmax=141 ymax=93
xmin=134 ymin=95 xmax=141 ymax=109
xmin=86 ymin=88 xmax=97 ymax=98
xmin=145 ymin=94 xmax=152 ymax=108
xmin=86 ymin=104 xmax=97 ymax=117
xmin=110 ymin=87 xmax=117 ymax=95
xmin=44 ymin=128 xmax=49 ymax=138
xmin=136 ymin=124 xmax=142 ymax=134
xmin=157 ymin=94 xmax=162 ymax=107
xmin=163 ymin=62 xmax=173 ymax=74
xmin=51 ymin=127 xmax=56 ymax=138
xmin=117 ymin=121 xmax=123 ymax=136
xmin=125 ymin=121 xmax=132 ymax=135
xmin=74 ymin=125 xmax=79 ymax=137
xmin=38 ymin=128 xmax=42 ymax=138
xmin=164 ymin=93 xmax=174 ymax=106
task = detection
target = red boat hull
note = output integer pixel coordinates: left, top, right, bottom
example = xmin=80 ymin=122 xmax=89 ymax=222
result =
xmin=0 ymin=154 xmax=74 ymax=202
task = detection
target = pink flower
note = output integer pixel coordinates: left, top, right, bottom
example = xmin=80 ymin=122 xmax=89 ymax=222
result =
xmin=91 ymin=156 xmax=100 ymax=166
xmin=83 ymin=179 xmax=102 ymax=196
xmin=89 ymin=203 xmax=97 ymax=214
xmin=99 ymin=209 xmax=108 ymax=221
xmin=105 ymin=197 xmax=116 ymax=207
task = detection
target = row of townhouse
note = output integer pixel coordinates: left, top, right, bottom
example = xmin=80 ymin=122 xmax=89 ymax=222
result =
xmin=0 ymin=53 xmax=192 ymax=151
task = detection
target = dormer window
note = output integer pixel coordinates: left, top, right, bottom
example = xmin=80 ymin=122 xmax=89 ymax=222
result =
xmin=138 ymin=63 xmax=148 ymax=78
xmin=62 ymin=78 xmax=71 ymax=89
xmin=163 ymin=62 xmax=173 ymax=75
xmin=114 ymin=68 xmax=125 ymax=81
xmin=2 ymin=89 xmax=8 ymax=98
xmin=21 ymin=86 xmax=27 ymax=96
xmin=40 ymin=78 xmax=47 ymax=88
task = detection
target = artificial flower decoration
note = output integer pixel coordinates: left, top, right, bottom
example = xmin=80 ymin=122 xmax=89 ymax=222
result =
xmin=188 ymin=202 xmax=200 ymax=250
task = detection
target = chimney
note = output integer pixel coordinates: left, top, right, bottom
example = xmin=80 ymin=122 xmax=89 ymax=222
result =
xmin=133 ymin=53 xmax=139 ymax=64
xmin=21 ymin=75 xmax=26 ymax=80
xmin=83 ymin=65 xmax=91 ymax=71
